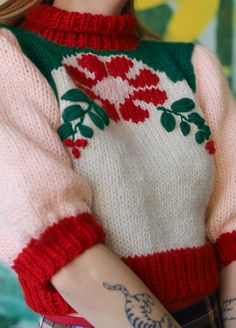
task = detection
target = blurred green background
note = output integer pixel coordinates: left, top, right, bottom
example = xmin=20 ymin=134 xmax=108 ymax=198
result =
xmin=0 ymin=0 xmax=235 ymax=327
xmin=136 ymin=0 xmax=236 ymax=95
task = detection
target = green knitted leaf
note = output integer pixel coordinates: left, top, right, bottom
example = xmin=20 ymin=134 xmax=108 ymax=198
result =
xmin=195 ymin=131 xmax=205 ymax=144
xmin=157 ymin=98 xmax=212 ymax=151
xmin=78 ymin=124 xmax=94 ymax=138
xmin=201 ymin=125 xmax=211 ymax=139
xmin=180 ymin=121 xmax=191 ymax=136
xmin=93 ymin=104 xmax=110 ymax=126
xmin=157 ymin=106 xmax=167 ymax=111
xmin=88 ymin=112 xmax=105 ymax=130
xmin=61 ymin=89 xmax=90 ymax=102
xmin=62 ymin=105 xmax=84 ymax=122
xmin=161 ymin=112 xmax=176 ymax=132
xmin=171 ymin=98 xmax=195 ymax=113
xmin=57 ymin=122 xmax=74 ymax=140
xmin=188 ymin=112 xmax=205 ymax=126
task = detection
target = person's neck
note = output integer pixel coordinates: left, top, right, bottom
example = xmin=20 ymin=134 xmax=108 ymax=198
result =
xmin=53 ymin=0 xmax=124 ymax=16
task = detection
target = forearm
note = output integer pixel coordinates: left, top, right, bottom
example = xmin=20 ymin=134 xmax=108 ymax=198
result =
xmin=220 ymin=261 xmax=236 ymax=327
xmin=51 ymin=244 xmax=181 ymax=328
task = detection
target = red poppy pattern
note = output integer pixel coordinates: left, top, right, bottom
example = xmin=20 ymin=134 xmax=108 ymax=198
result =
xmin=60 ymin=53 xmax=215 ymax=157
xmin=63 ymin=54 xmax=168 ymax=123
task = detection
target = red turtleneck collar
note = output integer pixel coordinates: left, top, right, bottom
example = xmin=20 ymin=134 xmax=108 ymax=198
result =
xmin=20 ymin=3 xmax=140 ymax=51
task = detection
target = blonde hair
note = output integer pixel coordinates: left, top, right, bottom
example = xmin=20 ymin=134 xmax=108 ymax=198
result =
xmin=0 ymin=0 xmax=39 ymax=24
xmin=0 ymin=0 xmax=161 ymax=40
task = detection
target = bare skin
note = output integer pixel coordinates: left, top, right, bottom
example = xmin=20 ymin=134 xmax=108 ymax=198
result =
xmin=220 ymin=261 xmax=236 ymax=328
xmin=51 ymin=244 xmax=181 ymax=328
xmin=53 ymin=0 xmax=128 ymax=15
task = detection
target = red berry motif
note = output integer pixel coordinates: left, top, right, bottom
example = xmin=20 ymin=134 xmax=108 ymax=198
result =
xmin=64 ymin=139 xmax=74 ymax=147
xmin=72 ymin=147 xmax=81 ymax=158
xmin=74 ymin=139 xmax=88 ymax=148
xmin=205 ymin=140 xmax=216 ymax=155
xmin=64 ymin=138 xmax=88 ymax=159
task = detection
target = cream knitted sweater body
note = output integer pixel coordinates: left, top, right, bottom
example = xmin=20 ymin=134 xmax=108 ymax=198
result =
xmin=0 ymin=3 xmax=236 ymax=321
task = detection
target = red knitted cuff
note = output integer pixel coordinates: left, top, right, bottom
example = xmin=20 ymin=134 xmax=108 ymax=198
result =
xmin=12 ymin=212 xmax=105 ymax=314
xmin=123 ymin=242 xmax=219 ymax=312
xmin=215 ymin=230 xmax=236 ymax=268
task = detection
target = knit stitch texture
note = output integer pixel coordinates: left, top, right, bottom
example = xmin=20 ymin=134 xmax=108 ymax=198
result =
xmin=0 ymin=3 xmax=235 ymax=325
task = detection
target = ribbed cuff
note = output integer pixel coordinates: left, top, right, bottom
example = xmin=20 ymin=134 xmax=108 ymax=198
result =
xmin=12 ymin=212 xmax=105 ymax=314
xmin=122 ymin=242 xmax=219 ymax=312
xmin=215 ymin=230 xmax=236 ymax=268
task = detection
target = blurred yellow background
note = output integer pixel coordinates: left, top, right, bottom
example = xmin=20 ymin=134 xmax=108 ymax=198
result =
xmin=136 ymin=0 xmax=219 ymax=42
xmin=136 ymin=0 xmax=236 ymax=95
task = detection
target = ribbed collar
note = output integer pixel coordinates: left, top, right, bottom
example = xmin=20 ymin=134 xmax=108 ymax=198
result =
xmin=20 ymin=3 xmax=140 ymax=51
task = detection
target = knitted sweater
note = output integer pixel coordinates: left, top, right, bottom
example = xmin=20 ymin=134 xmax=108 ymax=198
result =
xmin=0 ymin=3 xmax=236 ymax=326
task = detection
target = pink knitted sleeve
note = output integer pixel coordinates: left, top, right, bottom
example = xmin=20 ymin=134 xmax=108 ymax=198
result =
xmin=192 ymin=44 xmax=236 ymax=269
xmin=0 ymin=28 xmax=105 ymax=314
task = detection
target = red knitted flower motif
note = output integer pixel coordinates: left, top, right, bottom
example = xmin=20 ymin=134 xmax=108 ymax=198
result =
xmin=63 ymin=54 xmax=167 ymax=123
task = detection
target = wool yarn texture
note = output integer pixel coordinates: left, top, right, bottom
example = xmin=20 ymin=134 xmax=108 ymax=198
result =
xmin=0 ymin=3 xmax=235 ymax=325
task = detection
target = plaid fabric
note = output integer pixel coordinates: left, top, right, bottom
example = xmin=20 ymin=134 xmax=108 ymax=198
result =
xmin=38 ymin=290 xmax=223 ymax=328
xmin=172 ymin=290 xmax=223 ymax=328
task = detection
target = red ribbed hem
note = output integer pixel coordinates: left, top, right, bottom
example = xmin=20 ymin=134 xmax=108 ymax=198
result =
xmin=12 ymin=212 xmax=105 ymax=315
xmin=122 ymin=242 xmax=219 ymax=312
xmin=21 ymin=240 xmax=219 ymax=325
xmin=215 ymin=230 xmax=236 ymax=268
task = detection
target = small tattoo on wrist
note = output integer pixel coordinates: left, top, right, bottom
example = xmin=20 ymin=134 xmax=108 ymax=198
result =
xmin=103 ymin=282 xmax=177 ymax=327
xmin=222 ymin=298 xmax=236 ymax=322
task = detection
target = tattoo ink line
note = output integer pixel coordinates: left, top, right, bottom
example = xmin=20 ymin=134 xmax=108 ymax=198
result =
xmin=103 ymin=282 xmax=177 ymax=328
xmin=222 ymin=298 xmax=236 ymax=322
